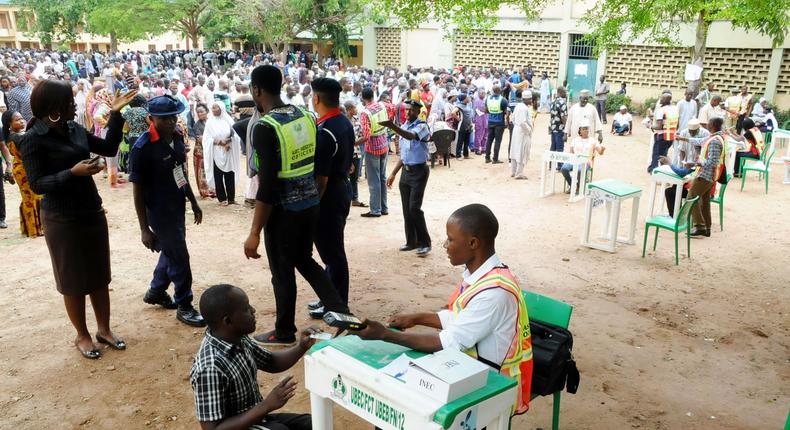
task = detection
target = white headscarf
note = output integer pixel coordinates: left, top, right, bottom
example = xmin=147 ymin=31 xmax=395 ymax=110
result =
xmin=202 ymin=101 xmax=241 ymax=187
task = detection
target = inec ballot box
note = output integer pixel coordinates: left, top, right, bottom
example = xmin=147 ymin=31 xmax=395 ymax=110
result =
xmin=404 ymin=349 xmax=489 ymax=403
xmin=304 ymin=335 xmax=516 ymax=430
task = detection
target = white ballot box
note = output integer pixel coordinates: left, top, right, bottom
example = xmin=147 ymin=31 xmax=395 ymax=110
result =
xmin=305 ymin=336 xmax=516 ymax=430
xmin=403 ymin=349 xmax=489 ymax=403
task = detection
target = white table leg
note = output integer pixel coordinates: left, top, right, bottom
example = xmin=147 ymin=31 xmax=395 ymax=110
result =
xmin=608 ymin=199 xmax=622 ymax=252
xmin=647 ymin=181 xmax=657 ymax=219
xmin=489 ymin=411 xmax=510 ymax=430
xmin=628 ymin=196 xmax=640 ymax=243
xmin=601 ymin=200 xmax=611 ymax=238
xmin=672 ymin=184 xmax=682 ymax=220
xmin=581 ymin=194 xmax=593 ymax=246
xmin=569 ymin=164 xmax=578 ymax=202
xmin=540 ymin=160 xmax=547 ymax=197
xmin=310 ymin=393 xmax=333 ymax=430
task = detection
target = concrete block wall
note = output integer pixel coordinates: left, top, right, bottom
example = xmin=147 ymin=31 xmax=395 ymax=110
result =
xmin=606 ymin=45 xmax=773 ymax=95
xmin=375 ymin=28 xmax=402 ymax=68
xmin=453 ymin=30 xmax=562 ymax=74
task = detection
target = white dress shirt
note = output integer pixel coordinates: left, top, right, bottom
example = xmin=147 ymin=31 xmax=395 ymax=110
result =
xmin=438 ymin=254 xmax=519 ymax=368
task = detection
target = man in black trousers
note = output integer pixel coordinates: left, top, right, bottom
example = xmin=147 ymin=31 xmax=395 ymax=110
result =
xmin=381 ymin=100 xmax=432 ymax=256
xmin=305 ymin=78 xmax=355 ymax=318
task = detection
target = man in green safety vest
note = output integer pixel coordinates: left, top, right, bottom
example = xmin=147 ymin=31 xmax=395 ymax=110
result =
xmin=243 ymin=65 xmax=351 ymax=346
xmin=484 ymin=85 xmax=510 ymax=164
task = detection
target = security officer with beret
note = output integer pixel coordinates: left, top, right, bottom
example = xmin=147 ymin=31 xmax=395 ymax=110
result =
xmin=243 ymin=65 xmax=350 ymax=346
xmin=304 ymin=77 xmax=355 ymax=318
xmin=129 ymin=95 xmax=205 ymax=327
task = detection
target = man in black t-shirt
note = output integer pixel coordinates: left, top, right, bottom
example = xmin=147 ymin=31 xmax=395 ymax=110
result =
xmin=306 ymin=77 xmax=355 ymax=318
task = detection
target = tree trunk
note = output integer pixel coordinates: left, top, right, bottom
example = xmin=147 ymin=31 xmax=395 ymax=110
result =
xmin=687 ymin=10 xmax=710 ymax=93
xmin=110 ymin=31 xmax=117 ymax=53
xmin=190 ymin=30 xmax=200 ymax=50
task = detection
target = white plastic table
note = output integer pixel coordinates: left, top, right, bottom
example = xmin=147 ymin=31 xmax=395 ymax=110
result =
xmin=782 ymin=157 xmax=790 ymax=184
xmin=581 ymin=179 xmax=642 ymax=253
xmin=540 ymin=150 xmax=590 ymax=202
xmin=725 ymin=138 xmax=743 ymax=175
xmin=305 ymin=336 xmax=516 ymax=430
xmin=646 ymin=165 xmax=692 ymax=220
xmin=773 ymin=129 xmax=790 ymax=161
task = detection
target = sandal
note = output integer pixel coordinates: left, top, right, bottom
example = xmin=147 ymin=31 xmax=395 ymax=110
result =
xmin=75 ymin=340 xmax=101 ymax=360
xmin=96 ymin=333 xmax=127 ymax=350
xmin=351 ymin=201 xmax=368 ymax=207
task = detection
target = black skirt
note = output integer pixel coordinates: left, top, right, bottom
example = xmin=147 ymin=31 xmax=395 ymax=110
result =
xmin=41 ymin=209 xmax=111 ymax=296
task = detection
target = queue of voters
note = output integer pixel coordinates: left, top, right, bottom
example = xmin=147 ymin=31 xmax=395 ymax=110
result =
xmin=0 ymin=45 xmax=787 ymax=430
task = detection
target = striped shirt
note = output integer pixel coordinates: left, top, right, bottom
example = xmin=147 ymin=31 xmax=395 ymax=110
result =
xmin=360 ymin=101 xmax=389 ymax=155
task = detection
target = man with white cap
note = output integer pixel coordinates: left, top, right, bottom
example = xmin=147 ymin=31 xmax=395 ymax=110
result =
xmin=566 ymin=89 xmax=603 ymax=145
xmin=509 ymin=90 xmax=534 ymax=179
xmin=673 ymin=118 xmax=710 ymax=166
xmin=611 ymin=105 xmax=633 ymax=135
xmin=750 ymin=97 xmax=768 ymax=123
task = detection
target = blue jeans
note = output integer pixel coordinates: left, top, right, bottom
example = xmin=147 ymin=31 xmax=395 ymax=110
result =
xmin=364 ymin=152 xmax=388 ymax=215
xmin=648 ymin=135 xmax=673 ymax=173
xmin=550 ymin=131 xmax=565 ymax=152
xmin=614 ymin=123 xmax=630 ymax=134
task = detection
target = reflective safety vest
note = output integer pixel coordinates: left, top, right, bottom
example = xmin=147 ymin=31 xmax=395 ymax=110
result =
xmin=486 ymin=96 xmax=503 ymax=114
xmin=662 ymin=105 xmax=679 ymax=141
xmin=694 ymin=134 xmax=726 ymax=181
xmin=364 ymin=103 xmax=389 ymax=137
xmin=257 ymin=106 xmax=317 ymax=180
xmin=726 ymin=96 xmax=741 ymax=116
xmin=447 ymin=266 xmax=533 ymax=415
xmin=748 ymin=127 xmax=764 ymax=156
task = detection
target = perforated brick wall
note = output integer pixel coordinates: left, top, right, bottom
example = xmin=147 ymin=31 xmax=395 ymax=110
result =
xmin=375 ymin=27 xmax=401 ymax=68
xmin=606 ymin=45 xmax=772 ymax=95
xmin=775 ymin=49 xmax=790 ymax=95
xmin=452 ymin=30 xmax=561 ymax=72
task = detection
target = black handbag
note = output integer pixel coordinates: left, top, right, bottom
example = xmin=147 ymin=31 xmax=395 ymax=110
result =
xmin=529 ymin=320 xmax=580 ymax=396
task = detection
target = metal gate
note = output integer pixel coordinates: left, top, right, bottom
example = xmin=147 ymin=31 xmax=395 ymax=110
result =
xmin=567 ymin=59 xmax=597 ymax=103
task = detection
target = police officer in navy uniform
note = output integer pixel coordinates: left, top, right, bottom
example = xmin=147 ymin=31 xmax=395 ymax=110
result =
xmin=243 ymin=65 xmax=350 ymax=346
xmin=129 ymin=95 xmax=205 ymax=327
xmin=304 ymin=78 xmax=355 ymax=318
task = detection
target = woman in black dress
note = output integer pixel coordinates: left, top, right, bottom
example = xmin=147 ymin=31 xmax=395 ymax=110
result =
xmin=21 ymin=81 xmax=138 ymax=359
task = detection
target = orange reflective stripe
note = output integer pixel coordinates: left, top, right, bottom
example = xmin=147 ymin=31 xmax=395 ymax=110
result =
xmin=448 ymin=267 xmax=532 ymax=414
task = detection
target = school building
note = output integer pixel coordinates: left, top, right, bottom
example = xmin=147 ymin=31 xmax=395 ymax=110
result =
xmin=362 ymin=0 xmax=790 ymax=108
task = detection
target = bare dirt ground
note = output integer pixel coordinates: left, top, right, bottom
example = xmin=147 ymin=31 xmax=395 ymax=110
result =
xmin=1 ymin=114 xmax=788 ymax=430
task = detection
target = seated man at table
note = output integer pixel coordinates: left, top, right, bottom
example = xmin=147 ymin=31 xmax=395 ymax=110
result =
xmin=351 ymin=204 xmax=533 ymax=415
xmin=190 ymin=284 xmax=319 ymax=430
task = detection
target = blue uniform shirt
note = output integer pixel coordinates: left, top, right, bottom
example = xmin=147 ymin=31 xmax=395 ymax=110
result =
xmin=128 ymin=127 xmax=188 ymax=227
xmin=399 ymin=119 xmax=431 ymax=165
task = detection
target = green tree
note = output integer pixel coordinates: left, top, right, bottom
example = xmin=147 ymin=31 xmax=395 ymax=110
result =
xmin=369 ymin=0 xmax=550 ymax=32
xmin=233 ymin=0 xmax=367 ymax=62
xmin=87 ymin=0 xmax=170 ymax=52
xmin=12 ymin=0 xmax=90 ymax=45
xmin=582 ymin=0 xmax=790 ymax=91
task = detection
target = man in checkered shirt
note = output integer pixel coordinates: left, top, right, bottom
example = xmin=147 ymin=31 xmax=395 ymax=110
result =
xmin=190 ymin=284 xmax=321 ymax=429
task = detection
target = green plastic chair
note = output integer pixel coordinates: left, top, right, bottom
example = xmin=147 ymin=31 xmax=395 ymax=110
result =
xmin=740 ymin=145 xmax=776 ymax=194
xmin=710 ymin=174 xmax=732 ymax=231
xmin=642 ymin=196 xmax=699 ymax=265
xmin=523 ymin=290 xmax=574 ymax=430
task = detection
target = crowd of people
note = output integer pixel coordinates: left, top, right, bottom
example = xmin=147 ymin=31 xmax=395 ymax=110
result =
xmin=0 ymin=46 xmax=780 ymax=429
